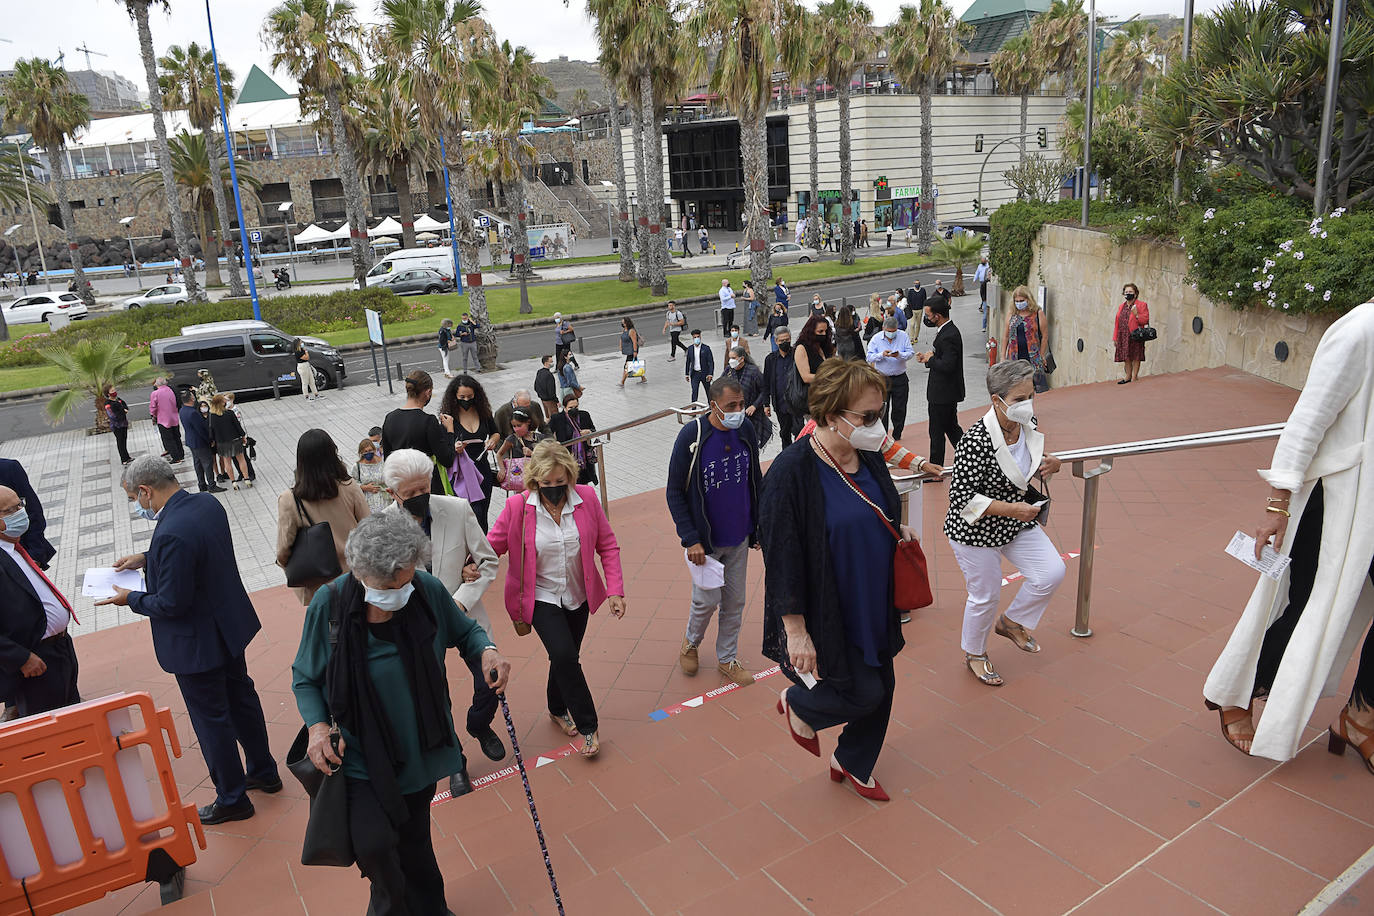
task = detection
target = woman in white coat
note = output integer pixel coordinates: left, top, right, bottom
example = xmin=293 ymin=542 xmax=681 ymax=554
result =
xmin=1203 ymin=302 xmax=1374 ymax=769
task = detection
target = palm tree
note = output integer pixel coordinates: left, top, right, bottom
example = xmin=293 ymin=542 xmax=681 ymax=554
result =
xmin=1102 ymin=20 xmax=1159 ymax=98
xmin=815 ymin=0 xmax=875 ymax=266
xmin=42 ymin=334 xmax=160 ymax=432
xmin=780 ymin=1 xmax=823 ymax=251
xmin=1 ymin=59 xmax=94 ymax=307
xmin=1030 ymin=0 xmax=1087 ymax=96
xmin=358 ymin=56 xmax=427 ymax=252
xmin=930 ymin=232 xmax=983 ymax=296
xmin=571 ymin=87 xmax=590 ymax=115
xmin=264 ymin=0 xmax=371 ymax=288
xmin=159 ymin=42 xmax=242 ymax=293
xmin=888 ymin=0 xmax=971 ymax=255
xmin=134 ymin=131 xmax=261 ymax=283
xmin=0 ymin=145 xmax=49 ymax=211
xmin=989 ymin=34 xmax=1040 ymax=161
xmin=605 ymin=79 xmax=635 ymax=282
xmin=685 ymin=0 xmax=781 ymax=310
xmin=118 ymin=1 xmax=204 ymax=303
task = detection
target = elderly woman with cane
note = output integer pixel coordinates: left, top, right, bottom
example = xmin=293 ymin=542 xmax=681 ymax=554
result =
xmin=291 ymin=512 xmax=511 ymax=914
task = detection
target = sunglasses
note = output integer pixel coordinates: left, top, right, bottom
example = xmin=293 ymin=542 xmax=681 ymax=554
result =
xmin=844 ymin=408 xmax=884 ymax=427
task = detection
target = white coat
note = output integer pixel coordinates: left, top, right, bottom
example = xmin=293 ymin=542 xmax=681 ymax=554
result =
xmin=385 ymin=496 xmax=498 ymax=636
xmin=1203 ymin=302 xmax=1374 ymax=761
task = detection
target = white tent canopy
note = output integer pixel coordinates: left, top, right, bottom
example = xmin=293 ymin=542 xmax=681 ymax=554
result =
xmin=293 ymin=223 xmax=334 ymax=244
xmin=413 ymin=214 xmax=448 ymax=232
xmin=369 ymin=217 xmax=404 ymax=237
xmin=328 ymin=223 xmax=353 ymax=241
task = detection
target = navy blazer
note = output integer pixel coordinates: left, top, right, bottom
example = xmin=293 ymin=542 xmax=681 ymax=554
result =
xmin=0 ymin=459 xmax=55 ymax=567
xmin=129 ymin=488 xmax=261 ymax=674
xmin=685 ymin=342 xmax=715 ymax=379
xmin=178 ymin=405 xmax=212 ymax=450
xmin=0 ymin=546 xmax=47 ymax=698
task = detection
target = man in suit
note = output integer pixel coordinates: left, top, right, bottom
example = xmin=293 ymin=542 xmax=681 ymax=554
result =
xmin=915 ymin=298 xmax=965 ymax=466
xmin=763 ymin=327 xmax=796 ymax=447
xmin=906 ymin=280 xmax=927 ymax=322
xmin=867 ymin=316 xmax=916 ymax=440
xmin=493 ymin=390 xmax=548 ymax=440
xmin=684 ymin=329 xmax=715 ymax=404
xmin=0 ymin=485 xmax=80 ymax=717
xmin=97 ymin=457 xmax=280 ymax=825
xmin=534 ymin=355 xmax=560 ymax=421
xmin=178 ymin=390 xmax=222 ymax=494
xmin=0 ymin=458 xmax=55 ymax=569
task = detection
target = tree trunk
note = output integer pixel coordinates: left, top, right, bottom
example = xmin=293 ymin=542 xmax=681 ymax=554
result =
xmin=629 ymin=87 xmax=650 ymax=288
xmin=50 ymin=146 xmax=91 ymax=306
xmin=742 ymin=108 xmax=772 ymax=314
xmin=206 ymin=124 xmax=244 ymax=297
xmin=608 ymin=83 xmax=635 ymax=282
xmin=838 ymin=84 xmax=854 ymax=265
xmin=132 ymin=2 xmax=203 ymax=303
xmin=395 ymin=156 xmax=416 ymax=251
xmin=199 ymin=199 xmax=223 ymax=288
xmin=92 ymin=393 xmax=111 ymax=434
xmin=1018 ymin=93 xmax=1029 ymax=162
xmin=640 ymin=75 xmax=667 ymax=296
xmin=953 ymin=263 xmax=965 ymax=297
xmin=508 ymin=169 xmax=535 ymax=286
xmin=917 ymin=84 xmax=936 ymax=254
xmin=325 ymin=86 xmax=372 ymax=287
xmin=444 ymin=135 xmax=497 ymax=369
xmin=807 ymin=85 xmax=820 ymax=252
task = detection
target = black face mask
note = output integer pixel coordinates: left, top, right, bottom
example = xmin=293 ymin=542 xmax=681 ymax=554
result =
xmin=541 ymin=484 xmax=567 ymax=507
xmin=455 ymin=397 xmax=474 ymax=411
xmin=403 ymin=494 xmax=430 ymax=519
xmin=777 ymin=341 xmax=792 ymax=352
xmin=922 ymin=315 xmax=938 ymax=327
xmin=1124 ymin=292 xmax=1137 ymax=301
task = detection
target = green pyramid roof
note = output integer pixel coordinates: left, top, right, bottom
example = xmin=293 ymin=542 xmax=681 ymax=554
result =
xmin=960 ymin=0 xmax=1050 ymax=21
xmin=237 ymin=65 xmax=290 ymax=104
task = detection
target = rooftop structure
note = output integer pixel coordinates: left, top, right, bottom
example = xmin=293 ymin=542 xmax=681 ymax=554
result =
xmin=961 ymin=0 xmax=1053 ymax=63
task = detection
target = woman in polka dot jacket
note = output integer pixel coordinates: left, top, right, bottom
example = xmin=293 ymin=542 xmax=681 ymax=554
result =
xmin=944 ymin=361 xmax=1066 ymax=687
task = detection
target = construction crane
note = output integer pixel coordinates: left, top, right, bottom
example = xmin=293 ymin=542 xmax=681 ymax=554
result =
xmin=74 ymin=43 xmax=107 ymax=71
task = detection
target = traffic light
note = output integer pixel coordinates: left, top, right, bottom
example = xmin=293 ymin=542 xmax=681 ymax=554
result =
xmin=1037 ymin=127 xmax=1047 ymax=148
xmin=975 ymin=133 xmax=984 ymax=153
xmin=972 ymin=198 xmax=980 ymax=214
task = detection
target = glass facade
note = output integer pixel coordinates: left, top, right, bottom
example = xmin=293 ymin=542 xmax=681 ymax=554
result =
xmin=666 ymin=118 xmax=790 ymax=231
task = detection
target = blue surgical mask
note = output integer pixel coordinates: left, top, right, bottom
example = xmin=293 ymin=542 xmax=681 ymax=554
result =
xmin=365 ymin=582 xmax=414 ymax=612
xmin=719 ymin=407 xmax=746 ymax=429
xmin=2 ymin=506 xmax=30 ymax=539
xmin=133 ymin=505 xmax=158 ymax=522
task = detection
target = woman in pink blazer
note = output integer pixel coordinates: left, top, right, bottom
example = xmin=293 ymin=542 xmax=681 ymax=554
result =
xmin=1112 ymin=282 xmax=1151 ymax=384
xmin=487 ymin=440 xmax=626 ymax=757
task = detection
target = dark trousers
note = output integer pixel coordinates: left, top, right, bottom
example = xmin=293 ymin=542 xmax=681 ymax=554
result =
xmin=785 ymin=644 xmax=896 ymax=783
xmin=1255 ymin=481 xmax=1374 ymax=707
xmin=189 ymin=446 xmax=215 ymax=491
xmin=464 ymin=653 xmax=497 ymax=737
xmin=112 ymin=426 xmax=131 ymax=463
xmin=532 ymin=601 xmax=597 ymax=734
xmin=12 ymin=631 xmax=81 ymax=718
xmin=470 ymin=476 xmax=495 ymax=533
xmin=882 ymin=373 xmax=911 ymax=439
xmin=669 ymin=331 xmax=688 ymax=359
xmin=776 ymin=410 xmax=796 ymax=448
xmin=721 ymin=307 xmax=734 ymax=337
xmin=555 ymin=342 xmax=573 ymax=368
xmin=927 ymin=402 xmax=964 ymax=467
xmin=158 ymin=424 xmax=184 ymax=462
xmin=348 ymin=779 xmax=446 ymax=916
xmin=174 ymin=652 xmax=279 ymax=807
xmin=689 ymin=371 xmax=711 ymax=404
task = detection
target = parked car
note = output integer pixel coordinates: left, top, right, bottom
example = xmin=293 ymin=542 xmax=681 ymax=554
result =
xmin=151 ymin=320 xmax=346 ymax=396
xmin=118 ymin=283 xmax=189 ymax=310
xmin=2 ymin=292 xmax=89 ymax=325
xmin=725 ymin=242 xmax=820 ymax=269
xmin=353 ymin=247 xmax=457 ymax=289
xmin=374 ymin=267 xmax=455 ymax=296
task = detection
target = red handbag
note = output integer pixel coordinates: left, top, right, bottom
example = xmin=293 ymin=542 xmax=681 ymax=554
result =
xmin=813 ymin=439 xmax=934 ymax=612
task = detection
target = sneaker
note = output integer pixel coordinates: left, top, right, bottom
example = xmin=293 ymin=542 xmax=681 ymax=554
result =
xmin=679 ymin=637 xmax=699 ymax=676
xmin=718 ymin=659 xmax=754 ymax=687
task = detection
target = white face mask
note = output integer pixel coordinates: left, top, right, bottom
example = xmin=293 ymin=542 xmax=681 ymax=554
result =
xmin=999 ymin=396 xmax=1035 ymax=427
xmin=840 ymin=414 xmax=886 ymax=451
xmin=728 ymin=357 xmax=743 ymax=369
xmin=365 ymin=581 xmax=414 ymax=612
xmin=883 ymin=331 xmax=897 ymax=340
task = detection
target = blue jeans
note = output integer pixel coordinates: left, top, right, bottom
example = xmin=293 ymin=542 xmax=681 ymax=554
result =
xmin=747 ymin=301 xmax=758 ymax=328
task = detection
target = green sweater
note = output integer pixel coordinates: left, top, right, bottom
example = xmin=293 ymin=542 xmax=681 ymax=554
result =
xmin=291 ymin=570 xmax=496 ymax=792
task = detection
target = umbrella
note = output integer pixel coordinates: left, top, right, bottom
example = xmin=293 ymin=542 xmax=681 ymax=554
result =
xmin=415 ymin=231 xmax=440 ymax=241
xmin=371 ymin=236 xmax=399 ymax=247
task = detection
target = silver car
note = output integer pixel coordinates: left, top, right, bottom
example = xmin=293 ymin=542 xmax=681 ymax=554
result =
xmin=726 ymin=242 xmax=820 ymax=269
xmin=119 ymin=283 xmax=189 ymax=310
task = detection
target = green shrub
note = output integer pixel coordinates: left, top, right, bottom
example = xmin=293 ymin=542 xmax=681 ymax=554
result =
xmin=989 ymin=200 xmax=1080 ymax=288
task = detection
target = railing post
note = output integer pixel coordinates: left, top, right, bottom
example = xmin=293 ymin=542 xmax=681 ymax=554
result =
xmin=1071 ymin=458 xmax=1113 ymax=638
xmin=595 ymin=441 xmax=609 ymax=517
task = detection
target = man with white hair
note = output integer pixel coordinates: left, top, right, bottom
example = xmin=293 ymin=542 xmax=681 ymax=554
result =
xmin=494 ymin=389 xmax=547 ymax=440
xmin=148 ymin=377 xmax=184 ymax=463
xmin=719 ymin=279 xmax=736 ymax=338
xmin=383 ymin=449 xmax=502 ymax=794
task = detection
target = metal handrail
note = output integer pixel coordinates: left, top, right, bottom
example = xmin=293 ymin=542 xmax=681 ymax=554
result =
xmin=1058 ymin=423 xmax=1285 ymax=638
xmin=561 ymin=403 xmax=710 ymax=515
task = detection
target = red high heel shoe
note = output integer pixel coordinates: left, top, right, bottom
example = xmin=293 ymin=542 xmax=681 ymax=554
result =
xmin=777 ymin=691 xmax=819 ymax=757
xmin=829 ymin=757 xmax=890 ymax=802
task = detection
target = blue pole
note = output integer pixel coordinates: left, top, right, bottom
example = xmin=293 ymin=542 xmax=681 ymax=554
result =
xmin=205 ymin=0 xmax=261 ymax=319
xmin=439 ymin=133 xmax=464 ymax=295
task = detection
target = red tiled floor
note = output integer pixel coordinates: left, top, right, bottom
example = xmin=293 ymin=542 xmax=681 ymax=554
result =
xmin=971 ymin=734 xmax=1093 ymax=805
xmin=859 ymin=872 xmax=997 ymax=914
xmin=1147 ymin=821 xmax=1326 ymax=915
xmin=764 ymin=833 xmax=904 ymax=915
xmin=564 ymin=807 xmax=667 ymax=873
xmin=634 ymin=776 xmax=736 ymax=838
xmin=1079 ymin=757 xmax=1223 ymax=839
xmin=614 ymin=837 xmax=733 ymax=912
xmin=912 ymin=767 xmax=1037 ymax=841
xmin=692 ymin=801 xmax=808 ymax=875
xmin=1012 ymin=791 xmax=1164 ymax=884
xmin=1070 ymin=868 xmax=1221 ymax=916
xmin=1209 ymin=780 xmax=1374 ymax=880
xmin=941 ymin=828 xmax=1101 ymax=915
xmin=841 ymin=797 xmax=977 ymax=882
xmin=680 ymin=869 xmax=808 ymax=915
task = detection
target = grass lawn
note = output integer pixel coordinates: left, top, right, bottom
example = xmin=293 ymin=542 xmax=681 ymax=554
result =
xmin=484 ymin=252 xmax=625 ymax=271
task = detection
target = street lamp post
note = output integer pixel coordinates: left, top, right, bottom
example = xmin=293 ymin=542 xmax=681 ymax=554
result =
xmin=278 ymin=201 xmax=297 ymax=282
xmin=1080 ymin=0 xmax=1097 ymax=228
xmin=438 ymin=133 xmax=465 ymax=296
xmin=1172 ymin=0 xmax=1194 ymax=201
xmin=1313 ymin=0 xmax=1348 ymax=217
xmin=118 ymin=215 xmax=140 ymax=289
xmin=14 ymin=140 xmax=51 ymax=291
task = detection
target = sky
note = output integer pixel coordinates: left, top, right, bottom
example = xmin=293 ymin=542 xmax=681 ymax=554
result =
xmin=0 ymin=0 xmax=1232 ymax=97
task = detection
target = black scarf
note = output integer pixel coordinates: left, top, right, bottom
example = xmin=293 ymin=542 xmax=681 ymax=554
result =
xmin=324 ymin=574 xmax=453 ymax=826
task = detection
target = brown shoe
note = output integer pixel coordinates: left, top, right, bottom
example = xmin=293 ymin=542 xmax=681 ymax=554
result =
xmin=680 ymin=637 xmax=699 ymax=676
xmin=718 ymin=659 xmax=754 ymax=687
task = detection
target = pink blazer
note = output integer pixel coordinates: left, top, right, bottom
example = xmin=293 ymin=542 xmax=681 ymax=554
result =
xmin=486 ymin=484 xmax=625 ymax=624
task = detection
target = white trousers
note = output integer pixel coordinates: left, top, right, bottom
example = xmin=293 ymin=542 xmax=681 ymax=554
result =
xmin=440 ymin=347 xmax=451 ymax=376
xmin=950 ymin=525 xmax=1066 ymax=655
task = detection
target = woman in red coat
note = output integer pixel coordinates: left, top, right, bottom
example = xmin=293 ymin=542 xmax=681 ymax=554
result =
xmin=1112 ymin=283 xmax=1151 ymax=384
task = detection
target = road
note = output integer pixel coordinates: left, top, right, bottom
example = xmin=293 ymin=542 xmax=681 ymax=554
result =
xmin=0 ymin=268 xmax=958 ymax=442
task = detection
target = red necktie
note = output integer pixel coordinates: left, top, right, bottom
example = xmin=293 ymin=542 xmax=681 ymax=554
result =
xmin=15 ymin=544 xmax=78 ymax=626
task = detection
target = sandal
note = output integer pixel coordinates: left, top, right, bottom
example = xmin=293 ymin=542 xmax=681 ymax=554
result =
xmin=549 ymin=711 xmax=578 ymax=737
xmin=1204 ymin=700 xmax=1255 ymax=755
xmin=965 ymin=653 xmax=1003 ymax=687
xmin=1328 ymin=707 xmax=1374 ymax=776
xmin=579 ymin=731 xmax=600 ymax=758
xmin=995 ymin=616 xmax=1040 ymax=653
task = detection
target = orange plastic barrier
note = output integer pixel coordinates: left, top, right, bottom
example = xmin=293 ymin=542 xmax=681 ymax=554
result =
xmin=0 ymin=692 xmax=206 ymax=915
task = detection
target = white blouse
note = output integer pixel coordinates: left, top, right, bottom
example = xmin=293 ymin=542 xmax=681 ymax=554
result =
xmin=532 ymin=488 xmax=587 ymax=610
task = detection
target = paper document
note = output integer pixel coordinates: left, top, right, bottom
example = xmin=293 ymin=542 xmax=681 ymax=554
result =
xmin=82 ymin=567 xmax=144 ymax=598
xmin=797 ymin=671 xmax=820 ymax=689
xmin=685 ymin=551 xmax=726 ymax=589
xmin=1225 ymin=532 xmax=1293 ymax=581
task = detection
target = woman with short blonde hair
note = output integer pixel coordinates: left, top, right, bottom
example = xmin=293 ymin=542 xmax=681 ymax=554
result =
xmin=1003 ymin=285 xmax=1047 ymax=390
xmin=207 ymin=393 xmax=251 ymax=488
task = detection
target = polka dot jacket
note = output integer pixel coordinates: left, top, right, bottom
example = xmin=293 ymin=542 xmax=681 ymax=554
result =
xmin=943 ymin=410 xmax=1045 ymax=549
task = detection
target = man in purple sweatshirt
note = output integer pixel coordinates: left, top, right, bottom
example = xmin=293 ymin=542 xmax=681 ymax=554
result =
xmin=148 ymin=378 xmax=184 ymax=463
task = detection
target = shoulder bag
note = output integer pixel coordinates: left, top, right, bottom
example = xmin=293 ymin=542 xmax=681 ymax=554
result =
xmin=812 ymin=439 xmax=933 ymax=613
xmin=512 ymin=494 xmax=533 ymax=636
xmin=785 ymin=358 xmax=810 ymax=416
xmin=1130 ymin=325 xmax=1157 ymax=342
xmin=284 ymin=495 xmax=343 ymax=588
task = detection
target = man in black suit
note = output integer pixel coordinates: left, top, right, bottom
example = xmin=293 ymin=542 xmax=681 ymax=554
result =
xmin=0 ymin=485 xmax=80 ymax=717
xmin=763 ymin=327 xmax=796 ymax=446
xmin=0 ymin=458 xmax=55 ymax=569
xmin=915 ymin=298 xmax=965 ymax=467
xmin=97 ymin=457 xmax=280 ymax=825
xmin=533 ymin=354 xmax=559 ymax=420
xmin=906 ymin=280 xmax=927 ymax=322
xmin=684 ymin=329 xmax=715 ymax=404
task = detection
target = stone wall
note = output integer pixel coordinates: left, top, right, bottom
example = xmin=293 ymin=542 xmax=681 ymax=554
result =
xmin=990 ymin=223 xmax=1336 ymax=391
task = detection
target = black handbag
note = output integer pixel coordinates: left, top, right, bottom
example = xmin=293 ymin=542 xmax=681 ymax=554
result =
xmin=785 ymin=361 xmax=809 ymax=416
xmin=245 ymin=436 xmax=257 ymax=460
xmin=284 ymin=495 xmax=341 ymax=588
xmin=1130 ymin=325 xmax=1157 ymax=342
xmin=287 ymin=725 xmax=354 ymax=867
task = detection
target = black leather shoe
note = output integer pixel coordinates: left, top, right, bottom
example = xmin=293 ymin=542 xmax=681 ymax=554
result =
xmin=448 ymin=768 xmax=473 ymax=798
xmin=206 ymin=485 xmax=226 ymax=493
xmin=470 ymin=726 xmax=507 ymax=762
xmin=246 ymin=775 xmax=284 ymax=794
xmin=197 ymin=799 xmax=255 ymax=825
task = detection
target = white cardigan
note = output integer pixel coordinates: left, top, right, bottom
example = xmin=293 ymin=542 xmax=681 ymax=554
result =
xmin=1204 ymin=302 xmax=1374 ymax=761
xmin=385 ymin=496 xmax=498 ymax=635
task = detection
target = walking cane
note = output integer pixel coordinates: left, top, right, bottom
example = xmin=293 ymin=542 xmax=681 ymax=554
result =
xmin=496 ymin=690 xmax=566 ymax=915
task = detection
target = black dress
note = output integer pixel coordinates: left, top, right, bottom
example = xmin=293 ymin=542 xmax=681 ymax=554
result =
xmin=549 ymin=409 xmax=599 ymax=485
xmin=456 ymin=413 xmax=497 ymax=530
xmin=381 ymin=407 xmax=457 ymax=495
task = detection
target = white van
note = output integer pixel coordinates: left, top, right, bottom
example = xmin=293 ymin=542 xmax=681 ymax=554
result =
xmin=354 ymin=247 xmax=459 ymax=289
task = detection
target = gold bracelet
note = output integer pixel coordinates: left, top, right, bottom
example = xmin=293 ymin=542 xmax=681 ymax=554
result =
xmin=1266 ymin=496 xmax=1290 ymax=505
xmin=1265 ymin=506 xmax=1291 ymax=518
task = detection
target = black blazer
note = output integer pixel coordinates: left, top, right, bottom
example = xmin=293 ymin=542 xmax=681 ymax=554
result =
xmin=129 ymin=488 xmax=261 ymax=675
xmin=0 ymin=546 xmax=47 ymax=697
xmin=534 ymin=367 xmax=558 ymax=403
xmin=685 ymin=342 xmax=714 ymax=379
xmin=0 ymin=459 xmax=54 ymax=567
xmin=925 ymin=321 xmax=966 ymax=405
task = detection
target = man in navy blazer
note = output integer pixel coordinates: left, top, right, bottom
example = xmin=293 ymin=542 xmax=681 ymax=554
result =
xmin=684 ymin=329 xmax=715 ymax=404
xmin=0 ymin=458 xmax=55 ymax=569
xmin=97 ymin=456 xmax=279 ymax=825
